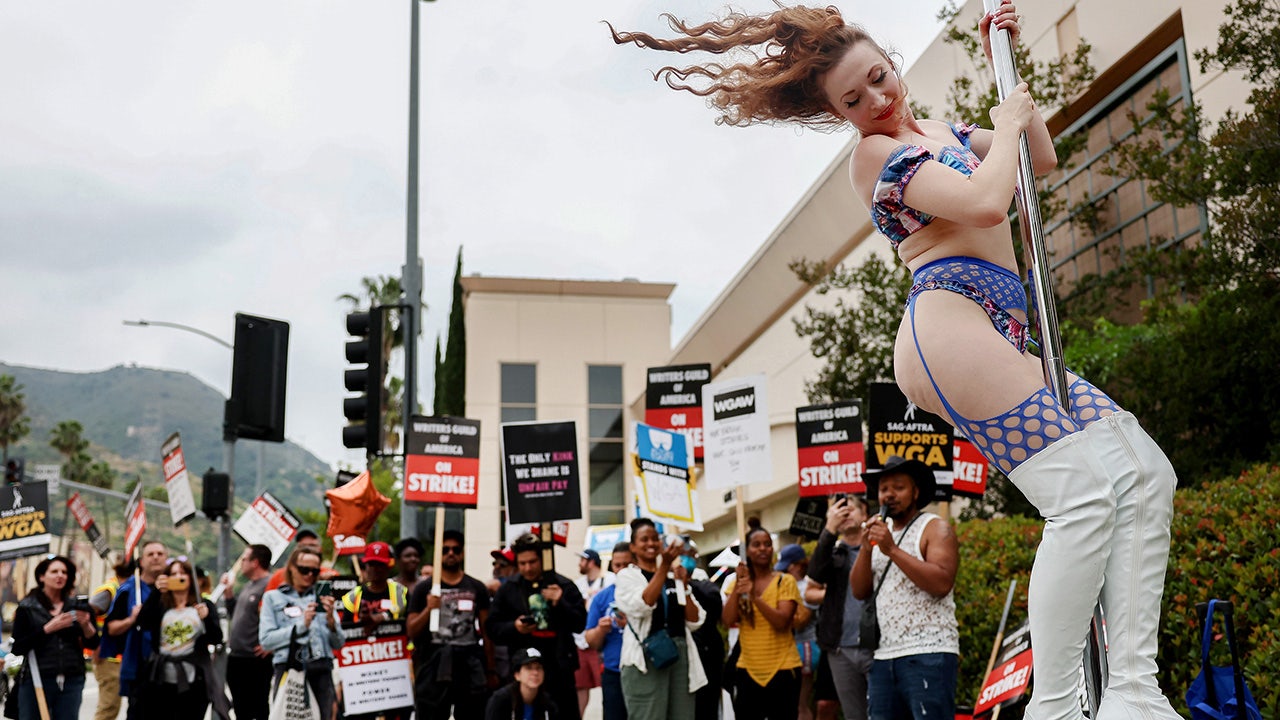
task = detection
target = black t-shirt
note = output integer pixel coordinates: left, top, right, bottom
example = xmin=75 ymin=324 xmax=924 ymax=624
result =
xmin=408 ymin=575 xmax=490 ymax=665
xmin=639 ymin=570 xmax=684 ymax=637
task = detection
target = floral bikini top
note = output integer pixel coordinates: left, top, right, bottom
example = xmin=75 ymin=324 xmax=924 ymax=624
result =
xmin=872 ymin=123 xmax=982 ymax=248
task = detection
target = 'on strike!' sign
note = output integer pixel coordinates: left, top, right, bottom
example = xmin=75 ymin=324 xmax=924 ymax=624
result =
xmin=404 ymin=415 xmax=481 ymax=507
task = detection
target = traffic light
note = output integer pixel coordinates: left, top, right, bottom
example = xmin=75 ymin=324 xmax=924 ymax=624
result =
xmin=4 ymin=458 xmax=24 ymax=485
xmin=342 ymin=307 xmax=386 ymax=453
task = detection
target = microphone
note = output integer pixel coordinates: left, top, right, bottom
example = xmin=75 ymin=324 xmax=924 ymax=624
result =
xmin=871 ymin=504 xmax=890 ymax=546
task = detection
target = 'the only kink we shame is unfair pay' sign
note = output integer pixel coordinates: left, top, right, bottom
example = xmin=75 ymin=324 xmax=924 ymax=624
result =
xmin=795 ymin=400 xmax=865 ymax=497
xmin=403 ymin=415 xmax=481 ymax=507
xmin=501 ymin=420 xmax=583 ymax=525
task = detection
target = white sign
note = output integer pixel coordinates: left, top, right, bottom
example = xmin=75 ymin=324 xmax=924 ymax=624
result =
xmin=160 ymin=433 xmax=197 ymax=525
xmin=337 ymin=633 xmax=414 ymax=714
xmin=231 ymin=492 xmax=301 ymax=563
xmin=31 ymin=464 xmax=61 ymax=495
xmin=701 ymin=374 xmax=772 ymax=489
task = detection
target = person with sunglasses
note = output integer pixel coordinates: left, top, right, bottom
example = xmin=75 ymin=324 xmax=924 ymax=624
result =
xmin=260 ymin=547 xmax=344 ymax=720
xmin=407 ymin=529 xmax=497 ymax=719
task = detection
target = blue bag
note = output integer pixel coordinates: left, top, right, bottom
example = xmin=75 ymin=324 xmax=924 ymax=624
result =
xmin=1185 ymin=599 xmax=1261 ymax=720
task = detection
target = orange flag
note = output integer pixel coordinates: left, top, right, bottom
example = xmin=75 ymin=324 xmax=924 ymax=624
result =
xmin=325 ymin=470 xmax=390 ymax=556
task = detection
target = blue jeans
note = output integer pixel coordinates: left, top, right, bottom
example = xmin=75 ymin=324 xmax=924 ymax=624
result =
xmin=867 ymin=653 xmax=957 ymax=720
xmin=19 ymin=671 xmax=85 ymax=720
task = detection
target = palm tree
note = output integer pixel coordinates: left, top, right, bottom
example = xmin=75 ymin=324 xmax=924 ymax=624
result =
xmin=84 ymin=461 xmax=117 ymax=490
xmin=49 ymin=421 xmax=89 ymax=482
xmin=0 ymin=375 xmax=31 ymax=463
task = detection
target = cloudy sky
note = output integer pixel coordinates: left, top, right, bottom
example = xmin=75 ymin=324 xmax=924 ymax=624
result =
xmin=1 ymin=0 xmax=950 ymax=470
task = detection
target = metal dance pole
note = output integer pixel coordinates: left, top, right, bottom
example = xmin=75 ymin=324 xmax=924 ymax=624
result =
xmin=980 ymin=0 xmax=1107 ymax=714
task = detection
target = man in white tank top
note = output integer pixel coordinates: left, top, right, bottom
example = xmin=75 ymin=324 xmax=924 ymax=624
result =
xmin=850 ymin=456 xmax=960 ymax=720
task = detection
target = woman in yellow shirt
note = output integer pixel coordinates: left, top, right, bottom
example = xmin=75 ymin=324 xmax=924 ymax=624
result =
xmin=722 ymin=522 xmax=802 ymax=719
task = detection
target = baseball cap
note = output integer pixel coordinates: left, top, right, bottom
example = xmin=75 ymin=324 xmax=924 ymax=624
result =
xmin=362 ymin=541 xmax=394 ymax=566
xmin=774 ymin=543 xmax=807 ymax=572
xmin=490 ymin=547 xmax=515 ymax=564
xmin=578 ymin=549 xmax=601 ymax=565
xmin=512 ymin=647 xmax=546 ymax=670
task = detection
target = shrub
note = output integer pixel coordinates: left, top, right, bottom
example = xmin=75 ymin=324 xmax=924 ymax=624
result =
xmin=951 ymin=463 xmax=1280 ymax=717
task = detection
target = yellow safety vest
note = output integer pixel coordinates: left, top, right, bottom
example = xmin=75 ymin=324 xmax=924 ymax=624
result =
xmin=340 ymin=580 xmax=408 ymax=622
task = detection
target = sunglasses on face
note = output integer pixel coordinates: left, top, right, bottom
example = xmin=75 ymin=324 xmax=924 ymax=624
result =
xmin=296 ymin=566 xmax=321 ymax=576
xmin=441 ymin=546 xmax=463 ymax=555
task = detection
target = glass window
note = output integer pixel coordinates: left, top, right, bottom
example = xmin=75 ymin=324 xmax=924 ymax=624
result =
xmin=501 ymin=406 xmax=536 ymax=424
xmin=500 ymin=363 xmax=536 ymax=405
xmin=1042 ymin=42 xmax=1206 ymax=322
xmin=587 ymin=365 xmax=625 ymax=524
xmin=588 ymin=365 xmax=623 ymax=405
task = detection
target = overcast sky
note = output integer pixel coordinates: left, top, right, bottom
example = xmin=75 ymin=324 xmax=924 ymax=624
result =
xmin=1 ymin=1 xmax=949 ymax=470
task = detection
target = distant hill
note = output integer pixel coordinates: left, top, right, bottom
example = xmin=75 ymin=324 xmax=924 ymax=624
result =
xmin=0 ymin=363 xmax=331 ymax=516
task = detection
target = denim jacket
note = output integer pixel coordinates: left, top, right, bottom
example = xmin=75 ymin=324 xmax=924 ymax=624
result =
xmin=259 ymin=584 xmax=344 ymax=666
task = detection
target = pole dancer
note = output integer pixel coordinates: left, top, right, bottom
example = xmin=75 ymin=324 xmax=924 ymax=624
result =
xmin=610 ymin=3 xmax=1181 ymax=718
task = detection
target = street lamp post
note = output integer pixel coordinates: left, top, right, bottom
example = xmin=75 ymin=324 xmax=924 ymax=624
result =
xmin=400 ymin=0 xmax=426 ymax=539
xmin=122 ymin=318 xmax=247 ymax=572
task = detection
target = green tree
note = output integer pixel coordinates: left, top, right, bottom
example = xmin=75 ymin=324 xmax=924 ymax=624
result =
xmin=49 ymin=420 xmax=90 ymax=483
xmin=1058 ymin=0 xmax=1280 ymax=483
xmin=790 ymin=254 xmax=910 ymax=403
xmin=435 ymin=249 xmax=467 ymax=417
xmin=84 ymin=460 xmax=118 ymax=490
xmin=0 ymin=375 xmax=31 ymax=462
xmin=432 ymin=334 xmax=444 ymax=415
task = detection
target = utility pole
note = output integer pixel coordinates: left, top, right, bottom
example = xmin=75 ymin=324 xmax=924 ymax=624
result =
xmin=401 ymin=0 xmax=424 ymax=539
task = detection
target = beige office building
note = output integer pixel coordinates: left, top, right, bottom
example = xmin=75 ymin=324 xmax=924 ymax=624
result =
xmin=458 ymin=276 xmax=674 ymax=578
xmin=459 ymin=0 xmax=1251 ymax=567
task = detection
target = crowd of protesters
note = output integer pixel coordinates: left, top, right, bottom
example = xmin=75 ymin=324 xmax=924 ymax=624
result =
xmin=2 ymin=457 xmax=955 ymax=720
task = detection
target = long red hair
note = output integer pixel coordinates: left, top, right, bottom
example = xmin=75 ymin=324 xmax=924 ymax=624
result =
xmin=609 ymin=6 xmax=891 ymax=129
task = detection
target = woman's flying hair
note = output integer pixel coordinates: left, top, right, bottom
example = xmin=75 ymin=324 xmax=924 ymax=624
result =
xmin=609 ymin=5 xmax=886 ymax=129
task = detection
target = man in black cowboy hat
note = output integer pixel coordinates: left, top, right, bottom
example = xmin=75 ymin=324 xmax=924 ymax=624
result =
xmin=849 ymin=456 xmax=959 ymax=720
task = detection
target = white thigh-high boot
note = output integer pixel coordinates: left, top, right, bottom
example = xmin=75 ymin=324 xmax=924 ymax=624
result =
xmin=1008 ymin=421 xmax=1118 ymax=720
xmin=1095 ymin=412 xmax=1181 ymax=720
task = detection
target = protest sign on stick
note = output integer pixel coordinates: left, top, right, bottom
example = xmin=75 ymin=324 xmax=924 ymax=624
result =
xmin=336 ymin=621 xmax=413 ymax=715
xmin=702 ymin=374 xmax=771 ymax=551
xmin=634 ymin=422 xmax=701 ymax=530
xmin=232 ymin=491 xmax=302 ymax=563
xmin=500 ymin=421 xmax=583 ymax=525
xmin=795 ymin=400 xmax=865 ymax=497
xmin=645 ymin=363 xmax=712 ymax=461
xmin=160 ymin=432 xmax=198 ymax=525
xmin=66 ymin=492 xmax=110 ymax=559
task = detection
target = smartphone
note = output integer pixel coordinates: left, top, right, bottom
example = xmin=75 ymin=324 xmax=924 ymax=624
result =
xmin=519 ymin=615 xmax=535 ymax=625
xmin=315 ymin=580 xmax=331 ymax=598
xmin=168 ymin=576 xmax=190 ymax=592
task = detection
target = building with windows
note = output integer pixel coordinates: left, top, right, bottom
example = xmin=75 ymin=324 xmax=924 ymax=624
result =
xmin=458 ymin=276 xmax=673 ymax=576
xmin=623 ymin=0 xmax=1249 ymax=554
xmin=453 ymin=0 xmax=1251 ymax=566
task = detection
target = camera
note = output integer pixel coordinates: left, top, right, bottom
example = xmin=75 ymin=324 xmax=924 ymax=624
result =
xmin=68 ymin=595 xmax=92 ymax=613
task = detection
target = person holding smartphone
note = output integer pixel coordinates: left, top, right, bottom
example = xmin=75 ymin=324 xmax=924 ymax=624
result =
xmin=260 ymin=547 xmax=344 ymax=720
xmin=134 ymin=558 xmax=226 ymax=719
xmin=11 ymin=554 xmax=99 ymax=720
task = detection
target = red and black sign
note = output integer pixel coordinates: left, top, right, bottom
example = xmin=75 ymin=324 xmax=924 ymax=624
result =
xmin=123 ymin=484 xmax=147 ymax=559
xmin=67 ymin=493 xmax=110 ymax=559
xmin=404 ymin=415 xmax=481 ymax=507
xmin=501 ymin=421 xmax=582 ymax=525
xmin=974 ymin=621 xmax=1032 ymax=716
xmin=952 ymin=437 xmax=989 ymax=498
xmin=645 ymin=364 xmax=711 ymax=460
xmin=795 ymin=400 xmax=865 ymax=497
xmin=868 ymin=382 xmax=953 ymax=501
